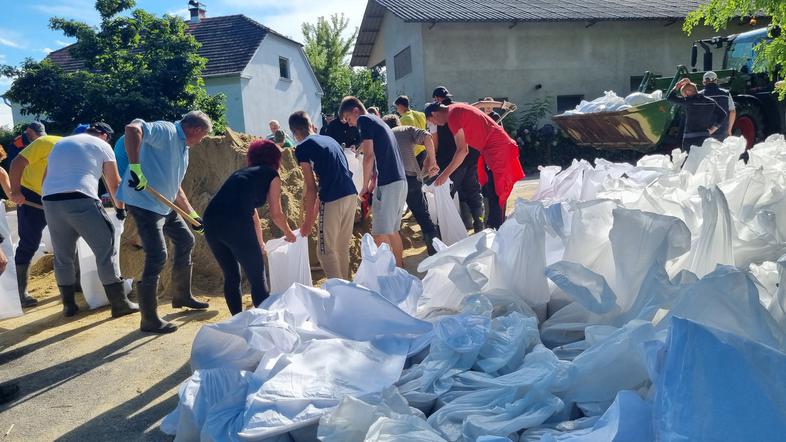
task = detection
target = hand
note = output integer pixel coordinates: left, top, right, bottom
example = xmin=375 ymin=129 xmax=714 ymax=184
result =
xmin=708 ymin=126 xmax=718 ymax=135
xmin=299 ymin=223 xmax=313 ymax=237
xmin=284 ymin=231 xmax=297 ymax=243
xmin=115 ymin=208 xmax=127 ymax=221
xmin=128 ymin=164 xmax=148 ymax=191
xmin=434 ymin=172 xmax=450 ymax=187
xmin=424 ymin=162 xmax=440 ymax=177
xmin=10 ymin=192 xmax=25 ymax=206
xmin=0 ymin=249 xmax=7 ymax=276
xmin=359 ymin=186 xmax=370 ymax=200
xmin=189 ymin=211 xmax=204 ymax=234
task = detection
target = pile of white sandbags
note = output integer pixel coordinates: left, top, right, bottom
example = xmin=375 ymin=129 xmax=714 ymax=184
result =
xmin=163 ymin=135 xmax=786 ymax=441
xmin=561 ymin=90 xmax=663 ymax=115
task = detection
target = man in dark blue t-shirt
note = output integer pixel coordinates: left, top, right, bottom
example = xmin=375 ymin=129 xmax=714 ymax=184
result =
xmin=290 ymin=111 xmax=358 ymax=279
xmin=339 ymin=96 xmax=407 ymax=266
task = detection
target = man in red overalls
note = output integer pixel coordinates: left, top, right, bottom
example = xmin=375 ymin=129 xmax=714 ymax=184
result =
xmin=425 ymin=102 xmax=524 ymax=228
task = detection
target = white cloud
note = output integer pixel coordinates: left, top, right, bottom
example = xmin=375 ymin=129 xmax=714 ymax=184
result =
xmin=0 ymin=36 xmax=22 ymax=49
xmin=55 ymin=40 xmax=72 ymax=46
xmin=42 ymin=48 xmax=54 ymax=54
xmin=166 ymin=8 xmax=190 ymax=19
xmin=31 ymin=0 xmax=100 ymax=24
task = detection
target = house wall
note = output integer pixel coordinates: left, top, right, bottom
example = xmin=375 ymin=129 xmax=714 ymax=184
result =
xmin=241 ymin=34 xmax=323 ymax=137
xmin=204 ymin=75 xmax=245 ymax=132
xmin=378 ymin=14 xmax=757 ymax=115
xmin=379 ymin=12 xmax=426 ymax=112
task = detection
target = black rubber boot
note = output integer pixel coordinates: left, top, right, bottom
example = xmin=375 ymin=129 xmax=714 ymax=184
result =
xmin=0 ymin=382 xmax=20 ymax=405
xmin=59 ymin=285 xmax=79 ymax=317
xmin=103 ymin=282 xmax=139 ymax=318
xmin=171 ymin=265 xmax=208 ymax=309
xmin=138 ymin=280 xmax=177 ymax=334
xmin=15 ymin=264 xmax=37 ymax=308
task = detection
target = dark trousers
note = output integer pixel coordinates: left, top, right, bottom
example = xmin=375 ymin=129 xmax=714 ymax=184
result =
xmin=128 ymin=206 xmax=194 ymax=284
xmin=204 ymin=222 xmax=268 ymax=315
xmin=15 ymin=187 xmax=47 ymax=266
xmin=484 ymin=169 xmax=504 ymax=230
xmin=406 ymin=175 xmax=438 ymax=237
xmin=450 ymin=162 xmax=484 ymax=229
xmin=682 ymin=136 xmax=705 ymax=151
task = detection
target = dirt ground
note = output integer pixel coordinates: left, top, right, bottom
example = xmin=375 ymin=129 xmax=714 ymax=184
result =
xmin=0 ymin=178 xmax=539 ymax=441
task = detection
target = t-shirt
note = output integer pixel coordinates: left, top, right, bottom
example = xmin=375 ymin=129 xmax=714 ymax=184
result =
xmin=435 ymin=124 xmax=457 ymax=170
xmin=294 ymin=134 xmax=357 ymax=203
xmin=392 ymin=126 xmax=428 ymax=177
xmin=323 ymin=118 xmax=360 ymax=148
xmin=113 ymin=135 xmax=130 ymax=177
xmin=399 ymin=110 xmax=427 ymax=156
xmin=357 ymin=114 xmax=405 ymax=186
xmin=203 ymin=165 xmax=279 ymax=226
xmin=42 ymin=134 xmax=115 ymax=200
xmin=447 ymin=102 xmax=514 ymax=150
xmin=117 ymin=120 xmax=190 ymax=216
xmin=18 ymin=135 xmax=63 ymax=195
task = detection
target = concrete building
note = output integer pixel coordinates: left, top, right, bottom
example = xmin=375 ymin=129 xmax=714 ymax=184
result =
xmin=27 ymin=3 xmax=323 ymax=136
xmin=351 ymin=0 xmax=757 ymax=116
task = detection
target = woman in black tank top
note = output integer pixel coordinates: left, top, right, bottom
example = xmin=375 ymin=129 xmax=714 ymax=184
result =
xmin=203 ymin=140 xmax=296 ymax=315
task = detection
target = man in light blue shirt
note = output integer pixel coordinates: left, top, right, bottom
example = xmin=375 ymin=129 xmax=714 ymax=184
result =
xmin=118 ymin=111 xmax=212 ymax=334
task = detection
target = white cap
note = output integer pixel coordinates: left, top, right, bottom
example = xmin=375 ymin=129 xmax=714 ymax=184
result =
xmin=703 ymin=71 xmax=718 ymax=82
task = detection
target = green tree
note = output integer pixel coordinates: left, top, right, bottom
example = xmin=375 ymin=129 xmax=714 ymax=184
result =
xmin=0 ymin=0 xmax=226 ymax=135
xmin=302 ymin=14 xmax=388 ymax=115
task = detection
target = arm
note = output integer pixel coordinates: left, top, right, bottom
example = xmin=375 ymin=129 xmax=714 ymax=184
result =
xmin=253 ymin=209 xmax=266 ymax=253
xmin=434 ymin=129 xmax=469 ymax=187
xmin=0 ymin=242 xmax=6 ymax=275
xmin=267 ymin=177 xmax=296 ymax=242
xmin=0 ymin=168 xmax=12 ymax=200
xmin=174 ymin=186 xmax=196 ymax=214
xmin=102 ymin=161 xmax=124 ymax=209
xmin=728 ymin=109 xmax=737 ymax=136
xmin=710 ymin=103 xmax=728 ymax=134
xmin=360 ymin=139 xmax=375 ymax=197
xmin=421 ymin=133 xmax=439 ymax=177
xmin=8 ymin=155 xmax=29 ymax=204
xmin=666 ymin=89 xmax=686 ymax=106
xmin=125 ymin=121 xmax=144 ymax=163
xmin=299 ymin=163 xmax=320 ymax=236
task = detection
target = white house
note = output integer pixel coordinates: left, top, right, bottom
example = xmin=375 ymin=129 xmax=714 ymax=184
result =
xmin=38 ymin=3 xmax=323 ymax=136
xmin=351 ymin=0 xmax=758 ymax=115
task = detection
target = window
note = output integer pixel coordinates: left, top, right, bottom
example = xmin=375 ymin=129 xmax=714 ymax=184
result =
xmin=557 ymin=95 xmax=584 ymax=113
xmin=394 ymin=47 xmax=412 ymax=80
xmin=279 ymin=56 xmax=290 ymax=80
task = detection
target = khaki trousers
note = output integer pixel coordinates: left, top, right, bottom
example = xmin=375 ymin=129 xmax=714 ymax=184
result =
xmin=318 ymin=194 xmax=357 ymax=279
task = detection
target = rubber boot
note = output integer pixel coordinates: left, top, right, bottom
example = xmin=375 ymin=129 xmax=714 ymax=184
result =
xmin=15 ymin=264 xmax=38 ymax=308
xmin=103 ymin=282 xmax=139 ymax=318
xmin=59 ymin=285 xmax=79 ymax=317
xmin=171 ymin=265 xmax=208 ymax=309
xmin=138 ymin=280 xmax=177 ymax=334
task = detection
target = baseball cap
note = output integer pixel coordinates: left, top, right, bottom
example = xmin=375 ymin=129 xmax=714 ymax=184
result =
xmin=27 ymin=121 xmax=45 ymax=135
xmin=432 ymin=86 xmax=452 ymax=99
xmin=424 ymin=102 xmax=448 ymax=118
xmin=703 ymin=71 xmax=718 ymax=82
xmin=90 ymin=122 xmax=114 ymax=136
xmin=72 ymin=123 xmax=90 ymax=135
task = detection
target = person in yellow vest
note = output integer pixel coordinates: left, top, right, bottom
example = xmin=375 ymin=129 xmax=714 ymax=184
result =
xmin=395 ymin=95 xmax=428 ymax=161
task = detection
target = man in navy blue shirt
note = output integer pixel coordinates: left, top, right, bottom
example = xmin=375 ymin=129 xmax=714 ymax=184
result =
xmin=289 ymin=111 xmax=358 ymax=279
xmin=339 ymin=97 xmax=407 ymax=266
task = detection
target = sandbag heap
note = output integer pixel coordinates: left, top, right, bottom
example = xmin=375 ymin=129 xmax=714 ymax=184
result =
xmin=162 ymin=135 xmax=786 ymax=441
xmin=561 ymin=90 xmax=663 ymax=115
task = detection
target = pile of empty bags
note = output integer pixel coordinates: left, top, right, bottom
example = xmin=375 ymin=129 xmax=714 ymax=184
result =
xmin=560 ymin=90 xmax=663 ymax=115
xmin=161 ymin=135 xmax=786 ymax=441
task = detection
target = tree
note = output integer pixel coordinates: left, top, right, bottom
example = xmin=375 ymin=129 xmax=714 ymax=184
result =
xmin=302 ymin=14 xmax=388 ymax=116
xmin=684 ymin=1 xmax=783 ymax=95
xmin=0 ymin=0 xmax=226 ymax=135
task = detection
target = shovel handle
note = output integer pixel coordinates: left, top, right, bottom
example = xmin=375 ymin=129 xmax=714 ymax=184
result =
xmin=145 ymin=187 xmax=202 ymax=228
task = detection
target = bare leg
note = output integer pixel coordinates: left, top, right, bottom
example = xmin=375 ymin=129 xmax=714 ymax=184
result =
xmin=389 ymin=233 xmax=404 ymax=267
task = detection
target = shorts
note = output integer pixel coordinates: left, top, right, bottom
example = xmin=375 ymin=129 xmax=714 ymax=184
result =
xmin=372 ymin=180 xmax=408 ymax=235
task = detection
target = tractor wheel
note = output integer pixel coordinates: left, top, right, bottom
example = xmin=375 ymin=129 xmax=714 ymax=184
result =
xmin=732 ymin=104 xmax=765 ymax=149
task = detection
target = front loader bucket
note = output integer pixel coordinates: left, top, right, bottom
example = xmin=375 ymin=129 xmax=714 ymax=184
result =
xmin=552 ymin=100 xmax=677 ymax=152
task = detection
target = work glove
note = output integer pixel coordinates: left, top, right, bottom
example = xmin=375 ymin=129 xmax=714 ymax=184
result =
xmin=189 ymin=210 xmax=205 ymax=235
xmin=115 ymin=208 xmax=127 ymax=221
xmin=128 ymin=164 xmax=148 ymax=191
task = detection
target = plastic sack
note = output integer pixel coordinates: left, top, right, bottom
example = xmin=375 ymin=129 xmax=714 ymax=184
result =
xmin=424 ymin=181 xmax=468 ymax=246
xmin=265 ymin=230 xmax=312 ymax=294
xmin=623 ymin=89 xmax=662 ymax=107
xmin=78 ymin=214 xmax=132 ymax=309
xmin=365 ymin=414 xmax=447 ymax=442
xmin=654 ymin=317 xmax=786 ymax=442
xmin=354 ymin=234 xmax=396 ymax=293
xmin=0 ymin=204 xmax=22 ymax=319
xmin=345 ymin=148 xmax=364 ymax=194
xmin=5 ymin=210 xmax=52 ymax=264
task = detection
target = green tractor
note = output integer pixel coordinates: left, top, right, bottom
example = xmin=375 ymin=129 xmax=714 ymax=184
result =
xmin=553 ymin=27 xmax=784 ymax=152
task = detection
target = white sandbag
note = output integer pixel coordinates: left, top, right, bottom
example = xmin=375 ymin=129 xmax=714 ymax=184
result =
xmin=365 ymin=414 xmax=447 ymax=442
xmin=5 ymin=209 xmax=52 ymax=264
xmin=0 ymin=204 xmax=22 ymax=319
xmin=265 ymin=230 xmax=312 ymax=294
xmin=654 ymin=317 xmax=786 ymax=442
xmin=345 ymin=148 xmax=364 ymax=194
xmin=423 ymin=181 xmax=468 ymax=246
xmin=623 ymin=89 xmax=662 ymax=107
xmin=354 ymin=234 xmax=396 ymax=293
xmin=78 ymin=214 xmax=132 ymax=309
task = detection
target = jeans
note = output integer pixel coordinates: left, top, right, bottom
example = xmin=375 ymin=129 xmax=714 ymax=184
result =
xmin=406 ymin=175 xmax=438 ymax=238
xmin=128 ymin=206 xmax=194 ymax=284
xmin=204 ymin=221 xmax=267 ymax=315
xmin=15 ymin=187 xmax=47 ymax=266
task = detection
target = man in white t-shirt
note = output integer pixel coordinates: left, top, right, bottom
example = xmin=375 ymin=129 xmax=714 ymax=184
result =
xmin=41 ymin=122 xmax=138 ymax=318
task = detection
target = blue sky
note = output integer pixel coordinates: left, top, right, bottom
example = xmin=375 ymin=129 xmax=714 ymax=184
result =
xmin=0 ymin=0 xmax=367 ymax=96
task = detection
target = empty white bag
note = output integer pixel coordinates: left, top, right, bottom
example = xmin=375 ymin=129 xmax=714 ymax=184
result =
xmin=345 ymin=148 xmax=364 ymax=194
xmin=424 ymin=181 xmax=468 ymax=246
xmin=0 ymin=204 xmax=22 ymax=319
xmin=78 ymin=213 xmax=132 ymax=309
xmin=265 ymin=230 xmax=312 ymax=294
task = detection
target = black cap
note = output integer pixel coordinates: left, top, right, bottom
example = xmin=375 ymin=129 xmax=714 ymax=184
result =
xmin=432 ymin=86 xmax=452 ymax=99
xmin=424 ymin=102 xmax=449 ymax=118
xmin=90 ymin=122 xmax=114 ymax=136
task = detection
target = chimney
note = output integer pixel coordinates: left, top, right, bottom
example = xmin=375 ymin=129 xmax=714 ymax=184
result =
xmin=188 ymin=1 xmax=206 ymax=24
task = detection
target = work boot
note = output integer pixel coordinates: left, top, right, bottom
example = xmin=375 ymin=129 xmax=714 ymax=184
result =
xmin=103 ymin=282 xmax=139 ymax=318
xmin=138 ymin=280 xmax=177 ymax=334
xmin=0 ymin=382 xmax=20 ymax=405
xmin=15 ymin=264 xmax=37 ymax=308
xmin=58 ymin=285 xmax=79 ymax=317
xmin=171 ymin=265 xmax=208 ymax=310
